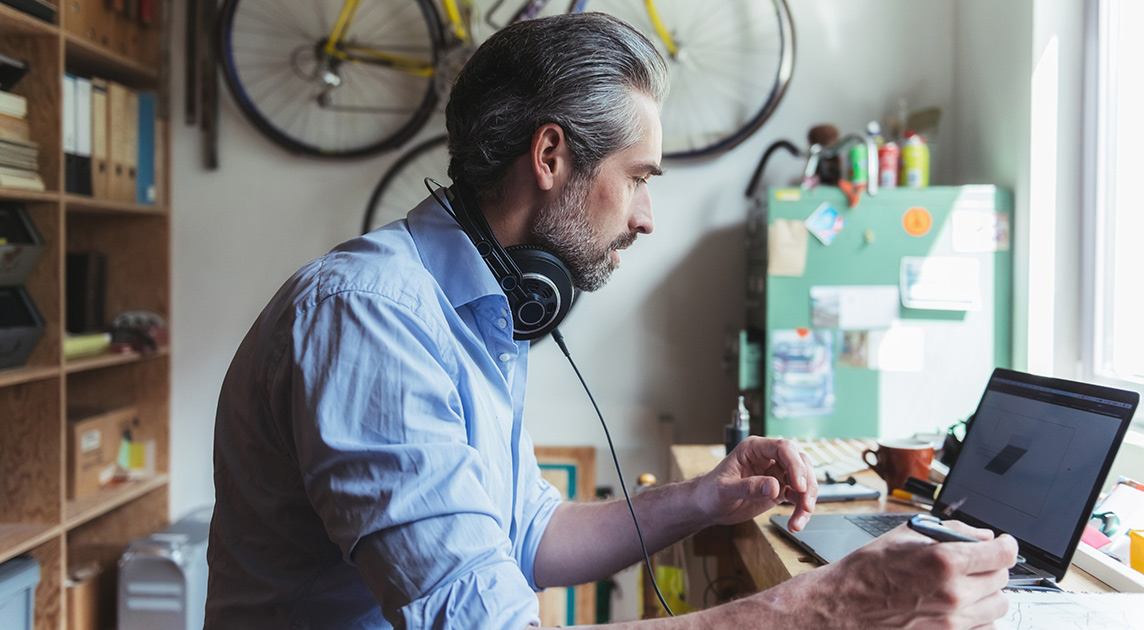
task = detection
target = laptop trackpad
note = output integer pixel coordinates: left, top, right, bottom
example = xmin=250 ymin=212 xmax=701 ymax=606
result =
xmin=771 ymin=514 xmax=876 ymax=564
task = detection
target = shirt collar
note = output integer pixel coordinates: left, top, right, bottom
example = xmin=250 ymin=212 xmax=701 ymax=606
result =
xmin=407 ymin=193 xmax=507 ymax=310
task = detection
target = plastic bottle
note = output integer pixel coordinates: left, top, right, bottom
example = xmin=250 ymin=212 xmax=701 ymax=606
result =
xmin=866 ymin=121 xmax=884 ymax=147
xmin=900 ymin=132 xmax=930 ymax=188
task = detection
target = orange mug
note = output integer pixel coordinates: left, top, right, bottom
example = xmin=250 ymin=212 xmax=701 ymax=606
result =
xmin=863 ymin=438 xmax=934 ymax=493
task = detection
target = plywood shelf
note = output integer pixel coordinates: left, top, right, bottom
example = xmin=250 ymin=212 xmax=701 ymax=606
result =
xmin=0 ymin=4 xmax=57 ymax=36
xmin=0 ymin=523 xmax=59 ymax=565
xmin=0 ymin=188 xmax=60 ymax=202
xmin=65 ymin=194 xmax=168 ymax=216
xmin=63 ymin=33 xmax=159 ymax=86
xmin=65 ymin=474 xmax=170 ymax=530
xmin=0 ymin=365 xmax=60 ymax=388
xmin=65 ymin=347 xmax=170 ymax=374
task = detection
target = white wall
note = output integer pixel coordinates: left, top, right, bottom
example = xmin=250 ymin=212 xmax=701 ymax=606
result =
xmin=169 ymin=1 xmax=959 ymax=518
xmin=165 ymin=0 xmax=960 ymax=512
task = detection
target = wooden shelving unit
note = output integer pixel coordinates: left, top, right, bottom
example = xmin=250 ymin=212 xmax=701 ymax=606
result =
xmin=0 ymin=2 xmax=171 ymax=628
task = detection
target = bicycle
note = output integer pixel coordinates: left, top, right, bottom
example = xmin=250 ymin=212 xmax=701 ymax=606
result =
xmin=219 ymin=0 xmax=794 ymax=161
xmin=217 ymin=0 xmax=578 ymax=158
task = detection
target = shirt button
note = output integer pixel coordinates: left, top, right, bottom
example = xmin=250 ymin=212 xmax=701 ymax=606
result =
xmin=497 ymin=318 xmax=508 ymax=329
xmin=498 ymin=352 xmax=511 ymax=362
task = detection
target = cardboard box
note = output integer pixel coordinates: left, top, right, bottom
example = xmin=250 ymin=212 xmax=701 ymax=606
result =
xmin=67 ymin=406 xmax=135 ymax=499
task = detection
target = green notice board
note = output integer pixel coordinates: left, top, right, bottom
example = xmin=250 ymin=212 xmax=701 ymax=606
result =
xmin=756 ymin=186 xmax=1012 ymax=439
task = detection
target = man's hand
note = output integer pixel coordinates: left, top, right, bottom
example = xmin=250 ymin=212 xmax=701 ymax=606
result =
xmin=752 ymin=520 xmax=1018 ymax=630
xmin=693 ymin=436 xmax=818 ymax=530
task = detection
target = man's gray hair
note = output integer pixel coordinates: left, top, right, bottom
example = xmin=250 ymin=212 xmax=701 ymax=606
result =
xmin=445 ymin=12 xmax=669 ymax=199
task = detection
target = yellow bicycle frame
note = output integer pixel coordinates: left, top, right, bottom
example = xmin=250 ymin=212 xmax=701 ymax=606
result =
xmin=321 ymin=0 xmax=476 ymax=76
xmin=318 ymin=0 xmax=673 ymax=77
xmin=643 ymin=0 xmax=678 ymax=58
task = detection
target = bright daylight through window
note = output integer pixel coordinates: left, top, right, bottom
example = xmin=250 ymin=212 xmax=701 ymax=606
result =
xmin=1090 ymin=0 xmax=1144 ymax=393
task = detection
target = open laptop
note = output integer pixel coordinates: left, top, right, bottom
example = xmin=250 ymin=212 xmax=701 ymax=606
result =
xmin=771 ymin=368 xmax=1139 ymax=586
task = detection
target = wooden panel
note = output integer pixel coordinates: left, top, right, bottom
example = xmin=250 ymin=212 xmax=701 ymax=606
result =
xmin=0 ymin=3 xmax=59 ymax=34
xmin=65 ymin=474 xmax=169 ymax=528
xmin=30 ymin=536 xmax=63 ymax=630
xmin=65 ymin=346 xmax=168 ymax=373
xmin=0 ymin=378 xmax=62 ymax=523
xmin=65 ymin=194 xmax=168 ymax=215
xmin=0 ymin=35 xmax=62 ymax=193
xmin=64 ymin=32 xmax=158 ymax=87
xmin=67 ymin=485 xmax=167 ymax=551
xmin=0 ymin=364 xmax=59 ymax=388
xmin=65 ymin=213 xmax=170 ymax=318
xmin=21 ymin=201 xmax=63 ymax=370
xmin=535 ymin=446 xmax=596 ymax=626
xmin=0 ymin=524 xmax=59 ymax=565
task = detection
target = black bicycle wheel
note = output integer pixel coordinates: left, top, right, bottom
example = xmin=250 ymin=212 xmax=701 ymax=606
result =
xmin=362 ymin=134 xmax=450 ymax=233
xmin=584 ymin=0 xmax=795 ymax=159
xmin=218 ymin=0 xmax=444 ymax=158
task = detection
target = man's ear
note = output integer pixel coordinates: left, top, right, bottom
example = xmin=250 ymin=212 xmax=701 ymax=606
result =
xmin=530 ymin=123 xmax=570 ymax=192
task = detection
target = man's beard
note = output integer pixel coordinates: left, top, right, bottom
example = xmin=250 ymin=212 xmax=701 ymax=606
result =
xmin=532 ymin=175 xmax=638 ymax=292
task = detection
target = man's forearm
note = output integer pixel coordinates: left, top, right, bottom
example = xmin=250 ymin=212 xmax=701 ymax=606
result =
xmin=532 ymin=478 xmax=711 ymax=589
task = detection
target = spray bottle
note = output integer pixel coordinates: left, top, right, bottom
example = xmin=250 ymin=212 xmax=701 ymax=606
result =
xmin=724 ymin=396 xmax=750 ymax=454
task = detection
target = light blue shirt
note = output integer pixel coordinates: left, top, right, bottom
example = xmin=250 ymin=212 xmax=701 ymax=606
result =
xmin=206 ymin=196 xmax=563 ymax=629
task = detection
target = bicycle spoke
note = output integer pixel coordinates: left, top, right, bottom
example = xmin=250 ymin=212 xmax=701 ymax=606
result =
xmin=219 ymin=0 xmax=442 ymax=157
xmin=585 ymin=0 xmax=794 ymax=157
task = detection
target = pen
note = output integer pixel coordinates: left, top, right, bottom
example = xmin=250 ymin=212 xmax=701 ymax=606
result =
xmin=908 ymin=515 xmax=1026 ymax=562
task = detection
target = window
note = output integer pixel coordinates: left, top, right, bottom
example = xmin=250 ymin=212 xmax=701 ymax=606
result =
xmin=1085 ymin=0 xmax=1144 ymax=405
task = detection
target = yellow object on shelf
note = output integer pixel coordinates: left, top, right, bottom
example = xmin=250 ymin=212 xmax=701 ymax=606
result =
xmin=1131 ymin=530 xmax=1144 ymax=574
xmin=64 ymin=332 xmax=110 ymax=358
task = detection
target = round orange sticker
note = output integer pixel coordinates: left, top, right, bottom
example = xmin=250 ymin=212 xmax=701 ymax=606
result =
xmin=902 ymin=207 xmax=932 ymax=236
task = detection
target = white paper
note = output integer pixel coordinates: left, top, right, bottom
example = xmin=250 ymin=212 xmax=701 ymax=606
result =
xmin=900 ymin=257 xmax=981 ymax=311
xmin=811 ymin=285 xmax=900 ymax=330
xmin=952 ymin=210 xmax=1010 ymax=252
xmin=768 ymin=219 xmax=808 ymax=276
xmin=999 ymin=592 xmax=1144 ymax=630
xmin=868 ymin=326 xmax=924 ymax=372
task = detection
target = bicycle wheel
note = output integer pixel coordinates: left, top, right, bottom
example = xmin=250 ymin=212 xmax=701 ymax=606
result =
xmin=218 ymin=0 xmax=444 ymax=158
xmin=584 ymin=0 xmax=794 ymax=159
xmin=363 ymin=134 xmax=450 ymax=233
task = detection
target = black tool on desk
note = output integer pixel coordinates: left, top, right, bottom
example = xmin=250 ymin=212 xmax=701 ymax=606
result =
xmin=816 ymin=478 xmax=880 ymax=502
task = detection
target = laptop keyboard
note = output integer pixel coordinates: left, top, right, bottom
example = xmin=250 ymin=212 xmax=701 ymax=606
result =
xmin=845 ymin=513 xmax=913 ymax=537
xmin=844 ymin=514 xmax=1041 ymax=580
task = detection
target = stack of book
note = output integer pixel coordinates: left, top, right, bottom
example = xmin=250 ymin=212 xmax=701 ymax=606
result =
xmin=0 ymin=51 xmax=43 ymax=192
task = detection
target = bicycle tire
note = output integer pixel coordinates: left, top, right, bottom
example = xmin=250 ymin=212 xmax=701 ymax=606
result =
xmin=218 ymin=0 xmax=444 ymax=158
xmin=363 ymin=134 xmax=450 ymax=233
xmin=584 ymin=0 xmax=795 ymax=159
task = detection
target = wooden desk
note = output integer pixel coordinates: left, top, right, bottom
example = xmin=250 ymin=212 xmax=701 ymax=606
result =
xmin=670 ymin=444 xmax=1114 ymax=596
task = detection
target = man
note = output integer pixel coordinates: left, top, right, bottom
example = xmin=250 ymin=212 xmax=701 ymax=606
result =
xmin=206 ymin=12 xmax=1017 ymax=630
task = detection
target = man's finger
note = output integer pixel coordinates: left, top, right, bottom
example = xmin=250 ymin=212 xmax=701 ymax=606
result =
xmin=738 ymin=437 xmax=810 ymax=493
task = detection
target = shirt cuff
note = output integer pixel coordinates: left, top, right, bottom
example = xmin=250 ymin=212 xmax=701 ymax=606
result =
xmin=399 ymin=561 xmax=541 ymax=630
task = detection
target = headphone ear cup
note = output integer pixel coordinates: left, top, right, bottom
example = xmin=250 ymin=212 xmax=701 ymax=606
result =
xmin=505 ymin=245 xmax=575 ymax=340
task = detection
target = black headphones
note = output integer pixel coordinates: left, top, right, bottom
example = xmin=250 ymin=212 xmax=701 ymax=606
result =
xmin=428 ymin=178 xmax=575 ymax=341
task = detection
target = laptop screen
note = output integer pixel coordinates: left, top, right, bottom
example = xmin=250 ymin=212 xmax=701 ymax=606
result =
xmin=933 ymin=368 xmax=1138 ymax=578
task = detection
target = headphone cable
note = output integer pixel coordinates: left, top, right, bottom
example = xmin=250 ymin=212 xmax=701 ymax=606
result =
xmin=550 ymin=328 xmax=675 ymax=618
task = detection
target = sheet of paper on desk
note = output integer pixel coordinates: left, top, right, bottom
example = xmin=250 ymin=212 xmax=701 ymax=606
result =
xmin=789 ymin=437 xmax=878 ymax=480
xmin=1000 ymin=592 xmax=1144 ymax=629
